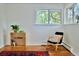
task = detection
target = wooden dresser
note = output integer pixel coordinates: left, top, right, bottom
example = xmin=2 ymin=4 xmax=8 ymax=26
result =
xmin=10 ymin=32 xmax=26 ymax=46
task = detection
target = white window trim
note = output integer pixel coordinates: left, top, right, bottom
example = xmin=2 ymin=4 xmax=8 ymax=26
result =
xmin=35 ymin=9 xmax=63 ymax=26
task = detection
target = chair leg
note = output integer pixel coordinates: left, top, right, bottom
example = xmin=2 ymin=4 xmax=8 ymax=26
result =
xmin=46 ymin=42 xmax=49 ymax=49
xmin=55 ymin=45 xmax=58 ymax=51
xmin=46 ymin=42 xmax=51 ymax=49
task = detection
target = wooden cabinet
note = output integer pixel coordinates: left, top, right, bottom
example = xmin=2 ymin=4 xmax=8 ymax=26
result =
xmin=10 ymin=32 xmax=26 ymax=46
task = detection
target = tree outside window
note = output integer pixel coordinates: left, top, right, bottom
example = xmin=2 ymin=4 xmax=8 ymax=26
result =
xmin=36 ymin=9 xmax=62 ymax=25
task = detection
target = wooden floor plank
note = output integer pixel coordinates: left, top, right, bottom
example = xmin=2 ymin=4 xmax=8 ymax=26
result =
xmin=0 ymin=45 xmax=74 ymax=56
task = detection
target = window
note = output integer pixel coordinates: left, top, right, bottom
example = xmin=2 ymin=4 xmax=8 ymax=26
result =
xmin=36 ymin=9 xmax=62 ymax=25
xmin=66 ymin=7 xmax=74 ymax=24
xmin=66 ymin=3 xmax=79 ymax=24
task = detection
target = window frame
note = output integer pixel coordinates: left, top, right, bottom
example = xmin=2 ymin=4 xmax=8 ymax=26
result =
xmin=35 ymin=9 xmax=63 ymax=26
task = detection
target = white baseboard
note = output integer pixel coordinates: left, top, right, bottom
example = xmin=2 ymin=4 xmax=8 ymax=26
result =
xmin=62 ymin=42 xmax=71 ymax=51
xmin=26 ymin=44 xmax=44 ymax=46
xmin=0 ymin=45 xmax=5 ymax=52
xmin=0 ymin=45 xmax=4 ymax=49
xmin=71 ymin=50 xmax=78 ymax=56
xmin=62 ymin=42 xmax=78 ymax=56
xmin=71 ymin=49 xmax=79 ymax=56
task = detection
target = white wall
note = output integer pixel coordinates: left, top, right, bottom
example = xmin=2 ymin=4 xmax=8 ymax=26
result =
xmin=63 ymin=3 xmax=79 ymax=55
xmin=63 ymin=3 xmax=74 ymax=46
xmin=0 ymin=18 xmax=4 ymax=48
xmin=3 ymin=3 xmax=64 ymax=45
xmin=0 ymin=4 xmax=6 ymax=48
xmin=63 ymin=24 xmax=79 ymax=56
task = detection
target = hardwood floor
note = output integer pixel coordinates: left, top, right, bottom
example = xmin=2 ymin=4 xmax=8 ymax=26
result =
xmin=1 ymin=45 xmax=74 ymax=56
xmin=46 ymin=45 xmax=74 ymax=56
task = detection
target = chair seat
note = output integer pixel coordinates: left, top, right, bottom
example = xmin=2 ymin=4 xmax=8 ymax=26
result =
xmin=47 ymin=40 xmax=58 ymax=44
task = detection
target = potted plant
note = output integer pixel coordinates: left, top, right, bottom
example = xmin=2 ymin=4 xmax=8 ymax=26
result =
xmin=11 ymin=25 xmax=19 ymax=33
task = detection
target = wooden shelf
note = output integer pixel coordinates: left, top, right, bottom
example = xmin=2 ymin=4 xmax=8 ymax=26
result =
xmin=10 ymin=32 xmax=26 ymax=46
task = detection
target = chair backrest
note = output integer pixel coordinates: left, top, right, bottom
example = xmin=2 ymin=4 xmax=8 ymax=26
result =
xmin=55 ymin=32 xmax=64 ymax=44
xmin=55 ymin=32 xmax=63 ymax=35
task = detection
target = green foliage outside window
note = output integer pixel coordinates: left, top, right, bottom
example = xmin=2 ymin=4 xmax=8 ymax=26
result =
xmin=36 ymin=10 xmax=48 ymax=24
xmin=36 ymin=10 xmax=62 ymax=25
xmin=50 ymin=11 xmax=61 ymax=24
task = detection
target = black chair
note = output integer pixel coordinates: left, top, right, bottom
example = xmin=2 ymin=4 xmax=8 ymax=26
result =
xmin=47 ymin=32 xmax=64 ymax=51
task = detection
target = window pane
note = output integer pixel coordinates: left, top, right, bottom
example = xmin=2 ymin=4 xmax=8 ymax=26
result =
xmin=36 ymin=10 xmax=48 ymax=24
xmin=50 ymin=11 xmax=61 ymax=24
xmin=67 ymin=8 xmax=74 ymax=24
xmin=74 ymin=4 xmax=79 ymax=23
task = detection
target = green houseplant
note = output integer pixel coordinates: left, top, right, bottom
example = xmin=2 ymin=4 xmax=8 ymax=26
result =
xmin=11 ymin=25 xmax=19 ymax=33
